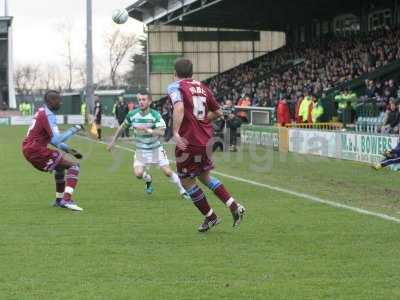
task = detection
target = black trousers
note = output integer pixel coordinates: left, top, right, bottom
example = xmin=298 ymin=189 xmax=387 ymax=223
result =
xmin=229 ymin=127 xmax=237 ymax=146
xmin=118 ymin=120 xmax=129 ymax=137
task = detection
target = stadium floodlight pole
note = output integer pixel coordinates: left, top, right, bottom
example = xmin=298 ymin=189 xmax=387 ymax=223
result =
xmin=5 ymin=0 xmax=16 ymax=109
xmin=145 ymin=25 xmax=150 ymax=91
xmin=86 ymin=0 xmax=94 ymax=115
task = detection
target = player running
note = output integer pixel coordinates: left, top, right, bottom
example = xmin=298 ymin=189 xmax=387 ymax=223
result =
xmin=372 ymin=141 xmax=400 ymax=170
xmin=21 ymin=90 xmax=84 ymax=211
xmin=107 ymin=91 xmax=189 ymax=199
xmin=168 ymin=58 xmax=245 ymax=233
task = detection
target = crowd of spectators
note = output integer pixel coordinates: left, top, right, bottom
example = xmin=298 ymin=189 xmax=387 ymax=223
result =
xmin=381 ymin=97 xmax=400 ymax=133
xmin=208 ymin=26 xmax=400 ymax=111
xmin=358 ymin=78 xmax=400 ymax=133
xmin=359 ymin=78 xmax=399 ymax=110
xmin=158 ymin=27 xmax=400 ymax=132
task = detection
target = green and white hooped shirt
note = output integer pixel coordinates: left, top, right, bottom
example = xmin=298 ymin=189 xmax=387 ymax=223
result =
xmin=123 ymin=108 xmax=166 ymax=151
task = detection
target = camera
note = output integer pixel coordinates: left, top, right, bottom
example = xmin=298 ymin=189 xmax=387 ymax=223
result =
xmin=222 ymin=106 xmax=235 ymax=118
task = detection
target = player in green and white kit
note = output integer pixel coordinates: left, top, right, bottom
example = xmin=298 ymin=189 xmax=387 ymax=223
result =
xmin=107 ymin=91 xmax=189 ymax=199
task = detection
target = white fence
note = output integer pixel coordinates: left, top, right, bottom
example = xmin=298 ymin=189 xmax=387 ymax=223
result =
xmin=1 ymin=115 xmax=120 ymax=128
xmin=288 ymin=128 xmax=399 ymax=164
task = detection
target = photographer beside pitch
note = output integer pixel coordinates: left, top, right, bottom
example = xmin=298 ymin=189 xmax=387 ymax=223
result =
xmin=221 ymin=99 xmax=242 ymax=152
xmin=21 ymin=90 xmax=84 ymax=211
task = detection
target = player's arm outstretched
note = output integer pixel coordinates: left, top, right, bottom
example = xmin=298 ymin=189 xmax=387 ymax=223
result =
xmin=108 ymin=111 xmax=133 ymax=151
xmin=107 ymin=124 xmax=125 ymax=151
xmin=48 ymin=114 xmax=84 ymax=159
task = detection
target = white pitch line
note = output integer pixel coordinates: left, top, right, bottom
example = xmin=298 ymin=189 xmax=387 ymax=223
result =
xmin=77 ymin=135 xmax=400 ymax=224
xmin=211 ymin=171 xmax=400 ymax=224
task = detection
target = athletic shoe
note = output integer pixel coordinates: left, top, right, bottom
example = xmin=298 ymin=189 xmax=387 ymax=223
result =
xmin=232 ymin=204 xmax=246 ymax=227
xmin=372 ymin=163 xmax=382 ymax=171
xmin=181 ymin=192 xmax=191 ymax=200
xmin=58 ymin=199 xmax=83 ymax=212
xmin=198 ymin=216 xmax=221 ymax=233
xmin=145 ymin=182 xmax=154 ymax=195
xmin=74 ymin=124 xmax=85 ymax=131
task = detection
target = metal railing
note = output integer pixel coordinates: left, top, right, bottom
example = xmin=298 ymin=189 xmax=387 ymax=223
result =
xmin=285 ymin=122 xmax=343 ymax=131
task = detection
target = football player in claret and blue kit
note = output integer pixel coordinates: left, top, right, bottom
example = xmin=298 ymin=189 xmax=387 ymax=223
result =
xmin=21 ymin=90 xmax=84 ymax=211
xmin=168 ymin=58 xmax=246 ymax=233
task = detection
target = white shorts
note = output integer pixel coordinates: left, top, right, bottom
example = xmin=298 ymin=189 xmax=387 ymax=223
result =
xmin=133 ymin=147 xmax=170 ymax=168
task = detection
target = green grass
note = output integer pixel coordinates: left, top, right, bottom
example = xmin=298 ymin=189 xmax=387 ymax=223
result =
xmin=1 ymin=126 xmax=400 ymax=299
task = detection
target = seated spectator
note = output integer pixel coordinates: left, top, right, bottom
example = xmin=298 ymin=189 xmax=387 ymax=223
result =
xmin=360 ymin=78 xmax=399 ymax=114
xmin=385 ymin=79 xmax=397 ymax=98
xmin=381 ymin=98 xmax=400 ymax=134
xmin=364 ymin=80 xmax=376 ymax=99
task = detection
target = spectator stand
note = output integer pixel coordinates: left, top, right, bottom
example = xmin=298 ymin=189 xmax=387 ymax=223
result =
xmin=325 ymin=58 xmax=400 ymax=132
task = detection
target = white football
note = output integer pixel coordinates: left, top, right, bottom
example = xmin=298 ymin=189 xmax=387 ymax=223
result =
xmin=112 ymin=8 xmax=129 ymax=24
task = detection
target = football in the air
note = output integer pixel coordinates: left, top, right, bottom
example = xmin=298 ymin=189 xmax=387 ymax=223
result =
xmin=112 ymin=8 xmax=129 ymax=24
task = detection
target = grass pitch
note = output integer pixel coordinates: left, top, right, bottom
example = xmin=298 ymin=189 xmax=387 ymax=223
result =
xmin=1 ymin=126 xmax=400 ymax=300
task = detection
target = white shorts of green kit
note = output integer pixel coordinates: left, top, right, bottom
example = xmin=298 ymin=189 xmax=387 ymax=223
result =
xmin=133 ymin=147 xmax=170 ymax=168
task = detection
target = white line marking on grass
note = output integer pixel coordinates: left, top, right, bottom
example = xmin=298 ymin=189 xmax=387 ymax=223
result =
xmin=77 ymin=135 xmax=400 ymax=224
xmin=211 ymin=171 xmax=400 ymax=224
